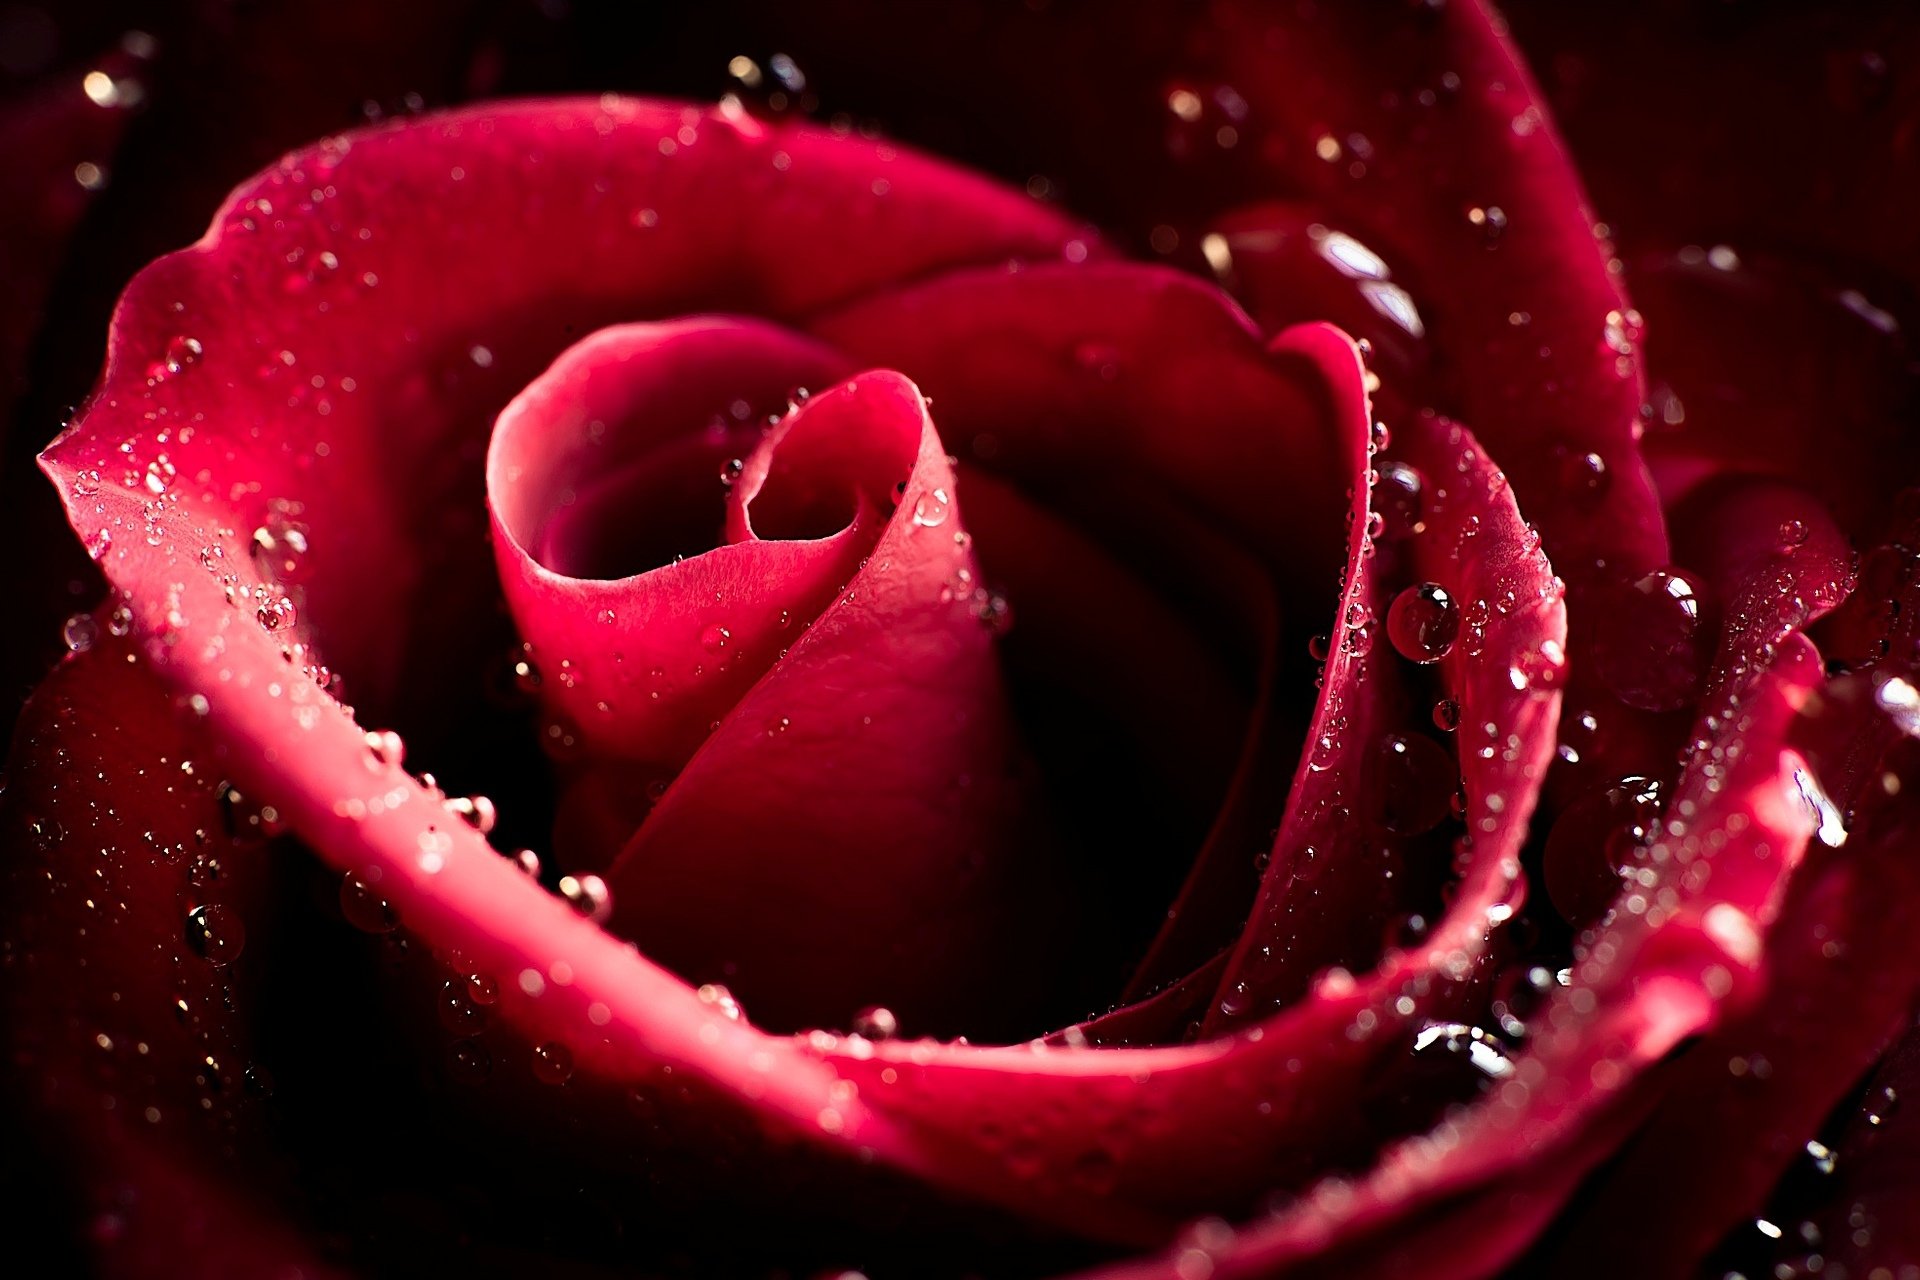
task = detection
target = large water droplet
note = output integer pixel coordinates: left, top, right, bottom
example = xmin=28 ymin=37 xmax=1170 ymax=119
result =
xmin=531 ymin=1041 xmax=575 ymax=1085
xmin=62 ymin=612 xmax=99 ymax=653
xmin=250 ymin=517 xmax=311 ymax=583
xmin=1592 ymin=567 xmax=1710 ymax=712
xmin=1387 ymin=582 xmax=1460 ymax=663
xmin=339 ymin=872 xmax=399 ymax=934
xmin=1373 ymin=461 xmax=1427 ymax=540
xmin=852 ymin=1006 xmax=899 ymax=1040
xmin=912 ymin=487 xmax=952 ymax=527
xmin=185 ymin=903 xmax=245 ymax=966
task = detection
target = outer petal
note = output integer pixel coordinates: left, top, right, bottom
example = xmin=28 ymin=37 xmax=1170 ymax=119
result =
xmin=1076 ymin=637 xmax=1824 ymax=1279
xmin=28 ymin=97 xmax=1090 ymax=1236
xmin=1 ymin=633 xmax=343 ymax=1278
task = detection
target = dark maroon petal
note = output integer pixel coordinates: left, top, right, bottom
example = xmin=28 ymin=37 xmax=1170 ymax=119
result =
xmin=1205 ymin=399 xmax=1565 ymax=1033
xmin=1534 ymin=493 xmax=1913 ymax=1276
xmin=1207 ymin=0 xmax=1666 ymax=578
xmin=776 ymin=321 xmax=1566 ymax=1247
xmin=1506 ymin=1 xmax=1920 ymax=290
xmin=1 ymin=632 xmax=340 ymax=1277
xmin=1200 ymin=202 xmax=1435 ymax=405
xmin=1795 ymin=1005 xmax=1920 ymax=1275
xmin=816 ymin=264 xmax=1345 ymax=995
xmin=1074 ymin=637 xmax=1826 ymax=1279
xmin=1629 ymin=246 xmax=1920 ymax=542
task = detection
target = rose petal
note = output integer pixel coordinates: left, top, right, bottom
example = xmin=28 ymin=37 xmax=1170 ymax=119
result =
xmin=1 ymin=632 xmax=336 ymax=1277
xmin=488 ymin=316 xmax=852 ymax=767
xmin=604 ymin=371 xmax=1077 ymax=1038
xmin=1072 ymin=637 xmax=1824 ymax=1279
xmin=30 ymin=97 xmax=1091 ymax=1226
xmin=776 ymin=320 xmax=1565 ymax=1246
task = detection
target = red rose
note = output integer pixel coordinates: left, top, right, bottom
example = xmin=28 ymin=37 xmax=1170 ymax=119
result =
xmin=5 ymin=4 xmax=1918 ymax=1277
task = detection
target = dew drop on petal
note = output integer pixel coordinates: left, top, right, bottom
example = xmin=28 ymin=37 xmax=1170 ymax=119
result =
xmin=184 ymin=904 xmax=245 ymax=966
xmin=1373 ymin=461 xmax=1426 ymax=540
xmin=363 ymin=729 xmax=405 ymax=767
xmin=1592 ymin=567 xmax=1709 ymax=712
xmin=339 ymin=872 xmax=398 ymax=934
xmin=912 ymin=487 xmax=951 ymax=528
xmin=558 ymin=873 xmax=612 ymax=923
xmin=62 ymin=612 xmax=99 ymax=653
xmin=852 ymin=1006 xmax=899 ymax=1040
xmin=697 ymin=982 xmax=744 ymax=1021
xmin=531 ymin=1041 xmax=574 ymax=1085
xmin=1387 ymin=583 xmax=1460 ymax=663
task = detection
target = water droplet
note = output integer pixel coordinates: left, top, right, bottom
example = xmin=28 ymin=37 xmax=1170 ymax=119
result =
xmin=1382 ymin=910 xmax=1432 ymax=952
xmin=466 ymin=974 xmax=499 ymax=1006
xmin=1432 ymin=698 xmax=1461 ymax=732
xmin=697 ymin=982 xmax=744 ymax=1021
xmin=718 ymin=457 xmax=744 ymax=488
xmin=1592 ymin=568 xmax=1709 ymax=712
xmin=152 ymin=335 xmax=202 ymax=380
xmin=531 ymin=1041 xmax=574 ymax=1085
xmin=185 ymin=903 xmax=245 ymax=966
xmin=509 ymin=848 xmax=542 ymax=878
xmin=700 ymin=624 xmax=731 ymax=653
xmin=912 ymin=488 xmax=952 ymax=528
xmin=186 ymin=853 xmax=222 ymax=889
xmin=1465 ymin=204 xmax=1508 ymax=246
xmin=1373 ymin=461 xmax=1426 ymax=540
xmin=255 ymin=594 xmax=297 ymax=632
xmin=852 ymin=1006 xmax=899 ymax=1040
xmin=439 ymin=977 xmax=487 ymax=1034
xmin=1558 ymin=450 xmax=1610 ymax=503
xmin=363 ymin=729 xmax=405 ymax=767
xmin=250 ymin=518 xmax=311 ymax=583
xmin=62 ymin=612 xmax=99 ymax=653
xmin=339 ymin=873 xmax=398 ymax=933
xmin=1509 ymin=639 xmax=1568 ymax=692
xmin=1490 ymin=964 xmax=1557 ymax=1040
xmin=1387 ymin=583 xmax=1460 ymax=663
xmin=558 ymin=873 xmax=612 ymax=923
xmin=444 ymin=794 xmax=496 ymax=834
xmin=107 ymin=603 xmax=133 ymax=636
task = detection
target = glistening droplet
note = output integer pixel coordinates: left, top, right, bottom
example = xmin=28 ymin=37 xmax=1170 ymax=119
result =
xmin=1387 ymin=583 xmax=1460 ymax=663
